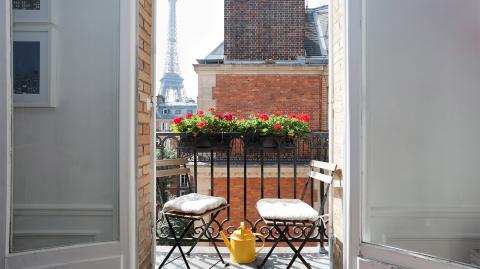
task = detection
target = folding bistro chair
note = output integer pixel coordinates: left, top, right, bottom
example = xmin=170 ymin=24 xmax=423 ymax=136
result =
xmin=156 ymin=158 xmax=229 ymax=269
xmin=256 ymin=160 xmax=337 ymax=269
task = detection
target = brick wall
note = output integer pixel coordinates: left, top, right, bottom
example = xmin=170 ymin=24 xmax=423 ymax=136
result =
xmin=137 ymin=0 xmax=154 ymax=268
xmin=332 ymin=0 xmax=346 ymax=267
xmin=212 ymin=74 xmax=328 ymax=131
xmin=224 ymin=0 xmax=305 ymax=60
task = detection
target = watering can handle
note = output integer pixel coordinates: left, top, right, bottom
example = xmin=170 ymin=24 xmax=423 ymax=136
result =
xmin=254 ymin=233 xmax=266 ymax=254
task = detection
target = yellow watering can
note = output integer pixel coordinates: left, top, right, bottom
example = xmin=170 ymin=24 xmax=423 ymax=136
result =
xmin=220 ymin=222 xmax=265 ymax=264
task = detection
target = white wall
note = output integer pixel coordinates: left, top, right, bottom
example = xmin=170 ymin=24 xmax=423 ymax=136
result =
xmin=12 ymin=0 xmax=119 ymax=251
xmin=363 ymin=0 xmax=480 ymax=264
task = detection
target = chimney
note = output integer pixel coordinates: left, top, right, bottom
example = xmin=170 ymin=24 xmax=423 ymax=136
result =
xmin=224 ymin=0 xmax=305 ymax=61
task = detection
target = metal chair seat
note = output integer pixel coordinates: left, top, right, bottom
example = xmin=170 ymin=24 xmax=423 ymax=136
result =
xmin=257 ymin=198 xmax=319 ymax=223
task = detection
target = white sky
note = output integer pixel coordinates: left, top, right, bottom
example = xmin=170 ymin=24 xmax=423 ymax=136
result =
xmin=155 ymin=0 xmax=329 ymax=99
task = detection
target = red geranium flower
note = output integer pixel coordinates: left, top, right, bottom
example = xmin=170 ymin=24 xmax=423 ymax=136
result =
xmin=288 ymin=114 xmax=297 ymax=119
xmin=223 ymin=112 xmax=233 ymax=121
xmin=208 ymin=107 xmax=216 ymax=112
xmin=297 ymin=113 xmax=310 ymax=122
xmin=185 ymin=113 xmax=193 ymax=119
xmin=173 ymin=116 xmax=183 ymax=124
xmin=274 ymin=124 xmax=282 ymax=129
xmin=215 ymin=113 xmax=224 ymax=119
xmin=255 ymin=113 xmax=269 ymax=121
xmin=197 ymin=122 xmax=206 ymax=128
xmin=197 ymin=110 xmax=205 ymax=116
xmin=274 ymin=111 xmax=284 ymax=116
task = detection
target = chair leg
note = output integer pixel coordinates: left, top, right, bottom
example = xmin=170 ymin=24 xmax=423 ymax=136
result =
xmin=319 ymin=220 xmax=328 ymax=255
xmin=185 ymin=210 xmax=221 ymax=255
xmin=286 ymin=226 xmax=316 ymax=269
xmin=159 ymin=215 xmax=194 ymax=269
xmin=273 ymin=224 xmax=312 ymax=269
xmin=257 ymin=226 xmax=287 ymax=268
xmin=201 ymin=217 xmax=228 ymax=266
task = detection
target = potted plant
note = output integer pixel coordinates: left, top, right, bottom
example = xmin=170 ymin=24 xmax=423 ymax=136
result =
xmin=237 ymin=112 xmax=311 ymax=149
xmin=170 ymin=109 xmax=311 ymax=150
xmin=171 ymin=108 xmax=238 ymax=149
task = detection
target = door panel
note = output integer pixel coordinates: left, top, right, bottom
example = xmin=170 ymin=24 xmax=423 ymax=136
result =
xmin=11 ymin=0 xmax=120 ymax=253
xmin=359 ymin=0 xmax=480 ymax=268
xmin=2 ymin=0 xmax=137 ymax=267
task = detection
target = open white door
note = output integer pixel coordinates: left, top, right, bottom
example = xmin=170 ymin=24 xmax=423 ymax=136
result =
xmin=1 ymin=0 xmax=137 ymax=268
xmin=345 ymin=0 xmax=480 ymax=268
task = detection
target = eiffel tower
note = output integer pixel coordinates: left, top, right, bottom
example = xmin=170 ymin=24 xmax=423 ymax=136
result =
xmin=160 ymin=0 xmax=187 ymax=103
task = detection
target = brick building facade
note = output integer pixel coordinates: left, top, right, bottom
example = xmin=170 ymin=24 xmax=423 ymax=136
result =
xmin=213 ymin=73 xmax=328 ymax=131
xmin=196 ymin=5 xmax=329 ymax=131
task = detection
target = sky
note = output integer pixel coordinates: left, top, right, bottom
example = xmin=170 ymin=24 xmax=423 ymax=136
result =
xmin=155 ymin=0 xmax=329 ymax=99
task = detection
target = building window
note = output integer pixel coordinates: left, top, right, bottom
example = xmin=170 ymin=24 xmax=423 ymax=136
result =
xmin=175 ymin=109 xmax=181 ymax=115
xmin=180 ymin=174 xmax=189 ymax=187
xmin=163 ymin=108 xmax=169 ymax=114
xmin=162 ymin=122 xmax=166 ymax=131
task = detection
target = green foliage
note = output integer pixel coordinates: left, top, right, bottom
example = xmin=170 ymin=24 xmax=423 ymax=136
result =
xmin=171 ymin=109 xmax=311 ymax=137
xmin=157 ymin=143 xmax=177 ymax=160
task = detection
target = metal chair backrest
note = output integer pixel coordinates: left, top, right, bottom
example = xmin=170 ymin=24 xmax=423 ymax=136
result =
xmin=300 ymin=160 xmax=337 ymax=213
xmin=156 ymin=158 xmax=192 ymax=208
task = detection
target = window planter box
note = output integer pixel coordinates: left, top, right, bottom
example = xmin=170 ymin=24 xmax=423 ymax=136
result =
xmin=177 ymin=132 xmax=298 ymax=151
xmin=177 ymin=132 xmax=237 ymax=150
xmin=242 ymin=132 xmax=297 ymax=150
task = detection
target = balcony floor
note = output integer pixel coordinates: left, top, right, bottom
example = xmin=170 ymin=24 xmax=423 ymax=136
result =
xmin=156 ymin=246 xmax=330 ymax=268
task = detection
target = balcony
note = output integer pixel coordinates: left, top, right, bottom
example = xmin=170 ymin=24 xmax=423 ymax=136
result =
xmin=155 ymin=132 xmax=330 ymax=268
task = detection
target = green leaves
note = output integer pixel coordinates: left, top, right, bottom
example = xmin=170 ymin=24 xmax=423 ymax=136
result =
xmin=171 ymin=110 xmax=310 ymax=137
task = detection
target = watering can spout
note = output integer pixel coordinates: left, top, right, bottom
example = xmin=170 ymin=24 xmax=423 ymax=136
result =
xmin=220 ymin=230 xmax=232 ymax=251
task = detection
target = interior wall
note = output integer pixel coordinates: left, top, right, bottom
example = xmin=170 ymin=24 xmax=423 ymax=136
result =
xmin=12 ymin=0 xmax=119 ymax=251
xmin=363 ymin=0 xmax=480 ymax=264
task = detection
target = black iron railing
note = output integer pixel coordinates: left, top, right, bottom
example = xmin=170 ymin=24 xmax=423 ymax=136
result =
xmin=156 ymin=132 xmax=329 ymax=248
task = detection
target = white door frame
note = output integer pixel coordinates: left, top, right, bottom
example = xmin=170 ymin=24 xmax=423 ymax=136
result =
xmin=344 ymin=0 xmax=478 ymax=269
xmin=0 ymin=0 xmax=13 ymax=267
xmin=0 ymin=0 xmax=138 ymax=267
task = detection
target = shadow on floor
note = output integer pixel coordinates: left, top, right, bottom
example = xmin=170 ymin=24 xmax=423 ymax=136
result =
xmin=156 ymin=246 xmax=330 ymax=269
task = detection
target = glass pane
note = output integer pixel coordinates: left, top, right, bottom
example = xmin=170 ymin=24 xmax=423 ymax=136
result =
xmin=362 ymin=0 xmax=480 ymax=267
xmin=11 ymin=0 xmax=120 ymax=252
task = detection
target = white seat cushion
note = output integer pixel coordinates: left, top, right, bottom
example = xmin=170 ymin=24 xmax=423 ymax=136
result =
xmin=163 ymin=193 xmax=227 ymax=215
xmin=256 ymin=199 xmax=319 ymax=222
